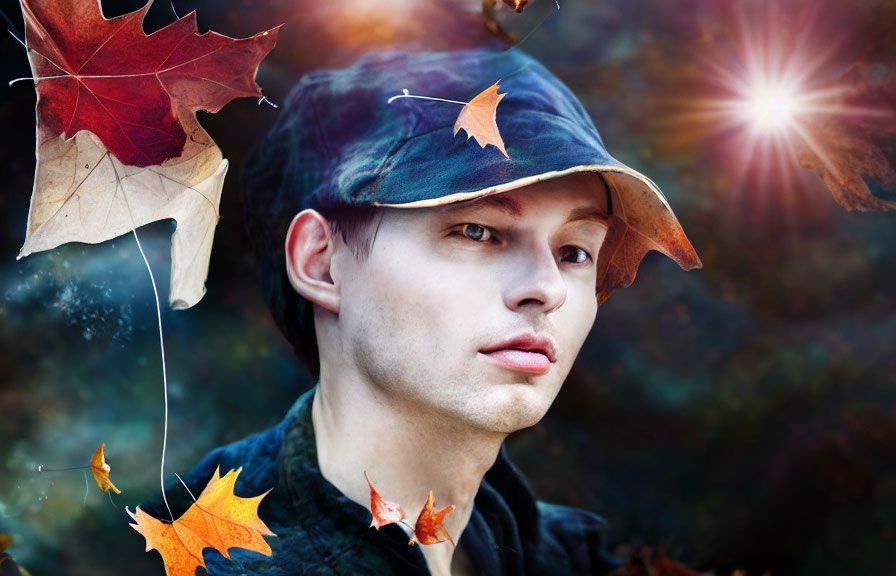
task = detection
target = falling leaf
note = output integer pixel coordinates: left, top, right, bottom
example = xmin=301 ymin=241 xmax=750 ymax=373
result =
xmin=609 ymin=547 xmax=702 ymax=576
xmin=596 ymin=173 xmax=702 ymax=305
xmin=128 ymin=467 xmax=275 ymax=576
xmin=454 ymin=81 xmax=510 ymax=159
xmin=795 ymin=64 xmax=896 ymax=212
xmin=0 ymin=534 xmax=30 ymax=575
xmin=20 ymin=0 xmax=279 ymax=167
xmin=18 ymin=115 xmax=227 ymax=309
xmin=409 ymin=491 xmax=455 ymax=546
xmin=0 ymin=533 xmax=10 ymax=567
xmin=89 ymin=443 xmax=121 ymax=494
xmin=364 ymin=470 xmax=405 ymax=529
xmin=502 ymin=0 xmax=532 ymax=12
xmin=17 ymin=0 xmax=280 ymax=308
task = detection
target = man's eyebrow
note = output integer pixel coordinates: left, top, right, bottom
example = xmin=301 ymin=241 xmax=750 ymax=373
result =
xmin=450 ymin=194 xmax=523 ymax=216
xmin=565 ymin=207 xmax=610 ymax=224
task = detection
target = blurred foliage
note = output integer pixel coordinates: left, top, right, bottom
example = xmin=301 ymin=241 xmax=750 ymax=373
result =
xmin=0 ymin=1 xmax=894 ymax=575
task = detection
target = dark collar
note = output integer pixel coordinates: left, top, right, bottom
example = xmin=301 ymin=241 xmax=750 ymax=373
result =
xmin=279 ymin=386 xmax=541 ymax=575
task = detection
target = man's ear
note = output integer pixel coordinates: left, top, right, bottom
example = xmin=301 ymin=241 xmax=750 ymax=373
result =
xmin=285 ymin=209 xmax=340 ymax=314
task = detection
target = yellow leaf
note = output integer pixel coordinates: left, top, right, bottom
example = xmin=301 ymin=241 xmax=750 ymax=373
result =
xmin=453 ymin=82 xmax=509 ymax=159
xmin=128 ymin=467 xmax=275 ymax=576
xmin=89 ymin=443 xmax=121 ymax=495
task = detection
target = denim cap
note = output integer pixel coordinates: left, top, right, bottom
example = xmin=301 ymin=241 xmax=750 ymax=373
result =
xmin=242 ymin=47 xmax=701 ymax=336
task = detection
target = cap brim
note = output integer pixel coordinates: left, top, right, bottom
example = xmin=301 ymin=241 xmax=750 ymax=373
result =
xmin=374 ymin=163 xmax=702 ymax=303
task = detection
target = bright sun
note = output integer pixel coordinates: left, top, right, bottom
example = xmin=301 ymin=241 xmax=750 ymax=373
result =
xmin=744 ymin=82 xmax=799 ymax=132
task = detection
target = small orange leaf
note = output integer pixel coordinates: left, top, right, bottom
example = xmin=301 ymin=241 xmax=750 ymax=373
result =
xmin=90 ymin=443 xmax=121 ymax=495
xmin=128 ymin=467 xmax=275 ymax=576
xmin=610 ymin=547 xmax=702 ymax=576
xmin=364 ymin=470 xmax=405 ymax=529
xmin=0 ymin=533 xmax=9 ymax=567
xmin=453 ymin=82 xmax=509 ymax=159
xmin=503 ymin=0 xmax=531 ymax=12
xmin=409 ymin=490 xmax=455 ymax=546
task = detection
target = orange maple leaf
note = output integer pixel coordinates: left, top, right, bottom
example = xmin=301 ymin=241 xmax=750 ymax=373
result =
xmin=364 ymin=470 xmax=405 ymax=529
xmin=503 ymin=0 xmax=531 ymax=12
xmin=409 ymin=490 xmax=455 ymax=546
xmin=128 ymin=467 xmax=275 ymax=576
xmin=0 ymin=533 xmax=10 ymax=567
xmin=610 ymin=547 xmax=703 ymax=576
xmin=89 ymin=443 xmax=121 ymax=494
xmin=454 ymin=81 xmax=509 ymax=159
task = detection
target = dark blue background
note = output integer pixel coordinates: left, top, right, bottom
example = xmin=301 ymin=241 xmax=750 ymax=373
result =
xmin=1 ymin=1 xmax=894 ymax=575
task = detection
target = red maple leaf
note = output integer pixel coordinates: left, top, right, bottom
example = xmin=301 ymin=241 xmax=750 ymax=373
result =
xmin=21 ymin=0 xmax=280 ymax=167
xmin=364 ymin=470 xmax=406 ymax=530
xmin=409 ymin=490 xmax=455 ymax=546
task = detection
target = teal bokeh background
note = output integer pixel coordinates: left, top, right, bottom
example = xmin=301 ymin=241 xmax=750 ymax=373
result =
xmin=1 ymin=1 xmax=894 ymax=575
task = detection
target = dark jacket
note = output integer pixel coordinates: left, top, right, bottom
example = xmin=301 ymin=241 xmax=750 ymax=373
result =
xmin=144 ymin=388 xmax=620 ymax=575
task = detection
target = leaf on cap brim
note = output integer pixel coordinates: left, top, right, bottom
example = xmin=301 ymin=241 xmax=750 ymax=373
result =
xmin=89 ymin=443 xmax=121 ymax=495
xmin=128 ymin=467 xmax=275 ymax=576
xmin=454 ymin=81 xmax=510 ymax=159
xmin=596 ymin=173 xmax=702 ymax=306
xmin=795 ymin=64 xmax=896 ymax=213
xmin=409 ymin=490 xmax=455 ymax=546
xmin=364 ymin=470 xmax=406 ymax=529
xmin=17 ymin=0 xmax=279 ymax=309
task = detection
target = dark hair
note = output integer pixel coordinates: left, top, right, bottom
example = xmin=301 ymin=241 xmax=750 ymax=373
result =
xmin=242 ymin=180 xmax=380 ymax=378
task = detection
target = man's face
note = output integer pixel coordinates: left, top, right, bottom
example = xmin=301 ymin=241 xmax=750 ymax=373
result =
xmin=332 ymin=173 xmax=609 ymax=434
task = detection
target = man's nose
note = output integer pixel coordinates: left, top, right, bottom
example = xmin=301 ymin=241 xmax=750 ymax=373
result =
xmin=503 ymin=246 xmax=567 ymax=314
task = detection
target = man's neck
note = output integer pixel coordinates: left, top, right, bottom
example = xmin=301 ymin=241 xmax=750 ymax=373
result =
xmin=310 ymin=377 xmax=507 ymax=576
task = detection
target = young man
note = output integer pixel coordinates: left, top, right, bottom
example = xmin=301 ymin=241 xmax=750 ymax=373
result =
xmin=154 ymin=48 xmax=700 ymax=575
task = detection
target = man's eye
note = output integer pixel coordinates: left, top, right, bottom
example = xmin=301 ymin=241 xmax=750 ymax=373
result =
xmin=559 ymin=245 xmax=590 ymax=263
xmin=461 ymin=224 xmax=493 ymax=242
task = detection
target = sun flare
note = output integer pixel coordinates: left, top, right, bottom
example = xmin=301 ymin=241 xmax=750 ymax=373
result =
xmin=743 ymin=81 xmax=799 ymax=132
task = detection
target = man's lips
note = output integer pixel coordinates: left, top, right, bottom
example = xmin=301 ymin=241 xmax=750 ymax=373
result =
xmin=479 ymin=334 xmax=557 ymax=375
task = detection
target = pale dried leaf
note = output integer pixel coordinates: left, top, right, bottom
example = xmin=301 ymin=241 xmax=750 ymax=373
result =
xmin=18 ymin=114 xmax=226 ymax=309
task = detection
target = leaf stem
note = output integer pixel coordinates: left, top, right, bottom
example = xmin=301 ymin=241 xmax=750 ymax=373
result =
xmin=387 ymin=91 xmax=468 ymax=106
xmin=174 ymin=473 xmax=197 ymax=502
xmin=130 ymin=226 xmax=174 ymax=522
xmin=36 ymin=464 xmax=90 ymax=472
xmin=107 ymin=490 xmax=120 ymax=510
xmin=6 ymin=28 xmax=25 ymax=48
xmin=258 ymin=95 xmax=278 ymax=108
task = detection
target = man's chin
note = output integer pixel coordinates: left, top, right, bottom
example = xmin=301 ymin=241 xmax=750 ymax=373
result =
xmin=459 ymin=389 xmax=554 ymax=435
